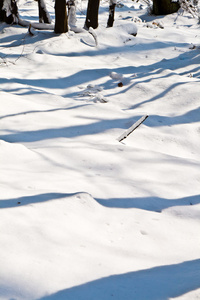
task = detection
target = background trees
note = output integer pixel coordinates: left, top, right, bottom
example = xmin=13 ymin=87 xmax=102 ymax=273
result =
xmin=1 ymin=0 xmax=195 ymax=34
xmin=85 ymin=0 xmax=100 ymax=29
xmin=152 ymin=0 xmax=180 ymax=15
xmin=107 ymin=0 xmax=116 ymax=27
xmin=0 ymin=0 xmax=5 ymax=22
xmin=0 ymin=0 xmax=19 ymax=24
xmin=38 ymin=0 xmax=51 ymax=24
xmin=54 ymin=0 xmax=68 ymax=33
xmin=0 ymin=0 xmax=52 ymax=25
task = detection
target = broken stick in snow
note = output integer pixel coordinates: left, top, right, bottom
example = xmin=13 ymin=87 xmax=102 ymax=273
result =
xmin=117 ymin=115 xmax=148 ymax=142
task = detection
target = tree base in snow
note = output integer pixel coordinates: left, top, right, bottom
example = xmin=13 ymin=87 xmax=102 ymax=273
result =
xmin=54 ymin=0 xmax=68 ymax=33
xmin=152 ymin=0 xmax=180 ymax=15
xmin=85 ymin=0 xmax=100 ymax=29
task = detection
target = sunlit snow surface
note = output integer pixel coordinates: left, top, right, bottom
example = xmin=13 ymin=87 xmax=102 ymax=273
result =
xmin=0 ymin=0 xmax=200 ymax=299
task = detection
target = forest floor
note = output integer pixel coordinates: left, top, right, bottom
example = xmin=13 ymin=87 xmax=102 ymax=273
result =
xmin=0 ymin=0 xmax=200 ymax=299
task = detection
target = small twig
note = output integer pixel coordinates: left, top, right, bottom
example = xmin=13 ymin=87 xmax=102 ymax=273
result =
xmin=117 ymin=115 xmax=148 ymax=142
xmin=28 ymin=24 xmax=34 ymax=36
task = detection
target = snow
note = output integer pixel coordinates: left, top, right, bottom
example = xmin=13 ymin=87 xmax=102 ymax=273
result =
xmin=0 ymin=0 xmax=200 ymax=299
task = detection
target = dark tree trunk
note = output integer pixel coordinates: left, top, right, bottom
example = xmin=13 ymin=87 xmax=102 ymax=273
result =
xmin=54 ymin=0 xmax=68 ymax=33
xmin=0 ymin=0 xmax=6 ymax=22
xmin=0 ymin=0 xmax=19 ymax=24
xmin=38 ymin=0 xmax=51 ymax=23
xmin=153 ymin=0 xmax=180 ymax=15
xmin=85 ymin=0 xmax=100 ymax=29
xmin=10 ymin=0 xmax=19 ymax=23
xmin=107 ymin=0 xmax=116 ymax=27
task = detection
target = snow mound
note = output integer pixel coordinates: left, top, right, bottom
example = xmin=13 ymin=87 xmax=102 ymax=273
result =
xmin=109 ymin=71 xmax=123 ymax=81
xmin=0 ymin=1 xmax=200 ymax=299
xmin=0 ymin=191 xmax=100 ymax=210
xmin=0 ymin=139 xmax=38 ymax=163
xmin=163 ymin=204 xmax=200 ymax=220
xmin=68 ymin=192 xmax=101 ymax=211
xmin=118 ymin=23 xmax=138 ymax=36
xmin=0 ymin=191 xmax=103 ymax=299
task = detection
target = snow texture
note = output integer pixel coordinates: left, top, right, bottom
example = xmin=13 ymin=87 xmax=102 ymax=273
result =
xmin=0 ymin=0 xmax=200 ymax=299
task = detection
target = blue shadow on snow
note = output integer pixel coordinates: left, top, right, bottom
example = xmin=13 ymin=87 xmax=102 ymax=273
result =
xmin=96 ymin=194 xmax=200 ymax=213
xmin=38 ymin=259 xmax=200 ymax=300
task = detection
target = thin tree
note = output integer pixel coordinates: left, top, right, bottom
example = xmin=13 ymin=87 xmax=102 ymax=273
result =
xmin=152 ymin=0 xmax=180 ymax=15
xmin=38 ymin=0 xmax=51 ymax=24
xmin=107 ymin=0 xmax=116 ymax=27
xmin=85 ymin=0 xmax=100 ymax=29
xmin=54 ymin=0 xmax=68 ymax=33
xmin=0 ymin=0 xmax=6 ymax=22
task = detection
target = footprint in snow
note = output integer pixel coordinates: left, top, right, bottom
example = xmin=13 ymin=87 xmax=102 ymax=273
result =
xmin=78 ymin=84 xmax=108 ymax=103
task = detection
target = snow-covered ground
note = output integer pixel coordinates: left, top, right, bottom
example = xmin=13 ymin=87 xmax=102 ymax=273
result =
xmin=0 ymin=0 xmax=200 ymax=299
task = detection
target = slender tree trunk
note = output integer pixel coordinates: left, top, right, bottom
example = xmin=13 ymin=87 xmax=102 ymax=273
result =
xmin=10 ymin=0 xmax=19 ymax=23
xmin=107 ymin=0 xmax=116 ymax=27
xmin=85 ymin=0 xmax=100 ymax=29
xmin=0 ymin=0 xmax=6 ymax=22
xmin=38 ymin=0 xmax=51 ymax=23
xmin=54 ymin=0 xmax=68 ymax=33
xmin=153 ymin=0 xmax=180 ymax=15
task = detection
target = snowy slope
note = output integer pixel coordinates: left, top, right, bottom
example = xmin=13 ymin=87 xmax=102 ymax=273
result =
xmin=0 ymin=0 xmax=200 ymax=299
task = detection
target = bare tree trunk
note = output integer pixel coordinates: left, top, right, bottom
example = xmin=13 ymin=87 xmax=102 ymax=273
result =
xmin=0 ymin=0 xmax=19 ymax=24
xmin=85 ymin=0 xmax=100 ymax=29
xmin=153 ymin=0 xmax=180 ymax=15
xmin=54 ymin=0 xmax=68 ymax=33
xmin=0 ymin=0 xmax=6 ymax=22
xmin=107 ymin=0 xmax=116 ymax=27
xmin=38 ymin=0 xmax=51 ymax=23
xmin=10 ymin=0 xmax=19 ymax=23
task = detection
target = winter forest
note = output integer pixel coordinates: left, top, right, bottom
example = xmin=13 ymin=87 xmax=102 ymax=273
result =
xmin=0 ymin=0 xmax=200 ymax=299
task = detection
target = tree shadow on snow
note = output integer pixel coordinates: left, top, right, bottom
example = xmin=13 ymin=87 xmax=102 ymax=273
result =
xmin=0 ymin=115 xmax=137 ymax=143
xmin=0 ymin=47 xmax=199 ymax=103
xmin=38 ymin=259 xmax=200 ymax=300
xmin=1 ymin=192 xmax=199 ymax=213
xmin=144 ymin=106 xmax=200 ymax=127
xmin=0 ymin=26 xmax=56 ymax=48
xmin=0 ymin=103 xmax=90 ymax=120
xmin=0 ymin=107 xmax=199 ymax=144
xmin=96 ymin=194 xmax=200 ymax=213
xmin=104 ymin=51 xmax=200 ymax=108
xmin=0 ymin=192 xmax=80 ymax=209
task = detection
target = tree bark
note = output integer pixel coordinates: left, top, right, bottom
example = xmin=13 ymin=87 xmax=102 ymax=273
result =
xmin=38 ymin=0 xmax=51 ymax=23
xmin=107 ymin=0 xmax=116 ymax=27
xmin=0 ymin=0 xmax=19 ymax=24
xmin=54 ymin=0 xmax=68 ymax=33
xmin=85 ymin=0 xmax=100 ymax=29
xmin=0 ymin=0 xmax=6 ymax=22
xmin=153 ymin=0 xmax=180 ymax=15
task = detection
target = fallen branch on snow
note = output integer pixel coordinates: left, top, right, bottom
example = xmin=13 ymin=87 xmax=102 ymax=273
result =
xmin=117 ymin=115 xmax=148 ymax=142
xmin=18 ymin=18 xmax=54 ymax=30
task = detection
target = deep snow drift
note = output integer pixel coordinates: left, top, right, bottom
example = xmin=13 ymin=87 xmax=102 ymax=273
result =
xmin=0 ymin=0 xmax=200 ymax=299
